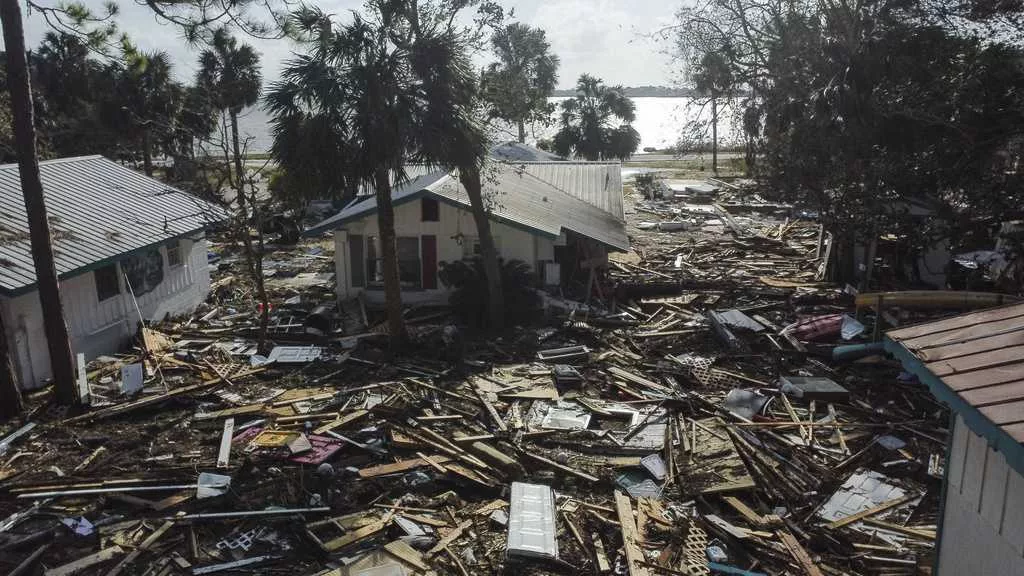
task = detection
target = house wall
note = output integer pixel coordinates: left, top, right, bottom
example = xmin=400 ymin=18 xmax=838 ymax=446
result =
xmin=938 ymin=413 xmax=1024 ymax=575
xmin=334 ymin=198 xmax=556 ymax=306
xmin=1 ymin=236 xmax=210 ymax=389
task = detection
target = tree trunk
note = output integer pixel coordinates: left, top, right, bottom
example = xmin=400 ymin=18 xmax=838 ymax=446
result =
xmin=374 ymin=169 xmax=406 ymax=347
xmin=229 ymin=110 xmax=271 ymax=353
xmin=142 ymin=129 xmax=153 ymax=177
xmin=0 ymin=0 xmax=79 ymax=407
xmin=0 ymin=307 xmax=23 ymax=419
xmin=711 ymin=96 xmax=718 ymax=175
xmin=459 ymin=168 xmax=504 ymax=330
xmin=517 ymin=121 xmax=526 ymax=144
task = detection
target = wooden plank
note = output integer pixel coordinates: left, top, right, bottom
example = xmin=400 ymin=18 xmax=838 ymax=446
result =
xmin=722 ymin=496 xmax=767 ymax=527
xmin=859 ymin=518 xmax=936 ymax=540
xmin=959 ymin=379 xmax=1024 ymax=407
xmin=216 ymin=418 xmax=234 ymax=469
xmin=827 ymin=404 xmax=849 ymax=455
xmin=45 ymin=546 xmax=125 ymax=576
xmin=777 ymin=530 xmax=824 ymax=576
xmin=592 ymin=532 xmax=612 ymax=573
xmin=473 ymin=382 xmax=508 ymax=432
xmin=383 ymin=540 xmax=430 ymax=571
xmin=320 ymin=519 xmax=387 ymax=552
xmin=942 ymin=363 xmax=1024 ymax=391
xmin=614 ymin=490 xmax=650 ymax=576
xmin=313 ymin=409 xmax=369 ymax=434
xmin=608 ymin=366 xmax=672 ymax=393
xmin=358 ymin=456 xmax=454 ymax=478
xmin=927 ymin=345 xmax=1024 ymax=377
xmin=416 ymin=452 xmax=449 ymax=474
xmin=426 ymin=519 xmax=472 ymax=558
xmin=979 ymin=399 xmax=1024 ymax=425
xmin=891 ymin=305 xmax=1024 ymax=345
xmin=825 ymin=494 xmax=917 ymax=530
xmin=920 ymin=327 xmax=1024 ymax=362
xmin=522 ymin=451 xmax=599 ymax=482
xmin=106 ymin=521 xmax=175 ymax=576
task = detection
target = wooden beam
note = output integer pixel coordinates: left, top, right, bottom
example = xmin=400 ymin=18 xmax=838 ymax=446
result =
xmin=614 ymin=491 xmax=651 ymax=576
xmin=776 ymin=530 xmax=823 ymax=576
xmin=826 ymin=495 xmax=917 ymax=530
xmin=522 ymin=452 xmax=599 ymax=482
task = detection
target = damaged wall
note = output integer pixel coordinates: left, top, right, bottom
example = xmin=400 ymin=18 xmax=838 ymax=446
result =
xmin=939 ymin=414 xmax=1024 ymax=575
xmin=1 ymin=236 xmax=210 ymax=389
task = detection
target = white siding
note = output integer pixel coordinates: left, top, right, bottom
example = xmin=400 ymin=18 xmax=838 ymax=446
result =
xmin=1 ymin=236 xmax=211 ymax=389
xmin=938 ymin=414 xmax=1024 ymax=575
xmin=335 ymin=198 xmax=555 ymax=305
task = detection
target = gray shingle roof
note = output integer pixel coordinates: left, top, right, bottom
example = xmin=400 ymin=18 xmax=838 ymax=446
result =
xmin=0 ymin=156 xmax=228 ymax=295
xmin=306 ymin=163 xmax=629 ymax=252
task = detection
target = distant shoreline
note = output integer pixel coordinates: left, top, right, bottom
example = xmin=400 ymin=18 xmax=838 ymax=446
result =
xmin=551 ymin=86 xmax=697 ymax=98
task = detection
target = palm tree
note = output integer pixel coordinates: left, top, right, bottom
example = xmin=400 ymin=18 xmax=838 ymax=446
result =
xmin=268 ymin=1 xmax=504 ymax=342
xmin=116 ymin=49 xmax=178 ymax=176
xmin=692 ymin=51 xmax=735 ymax=174
xmin=552 ymin=74 xmax=640 ymax=161
xmin=196 ymin=28 xmax=262 ymax=194
xmin=481 ymin=23 xmax=560 ymax=143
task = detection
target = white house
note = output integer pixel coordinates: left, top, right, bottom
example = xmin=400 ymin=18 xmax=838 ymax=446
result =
xmin=306 ymin=145 xmax=629 ymax=306
xmin=0 ymin=156 xmax=226 ymax=389
xmin=886 ymin=303 xmax=1024 ymax=575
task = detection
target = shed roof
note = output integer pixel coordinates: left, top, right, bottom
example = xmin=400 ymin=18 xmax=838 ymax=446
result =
xmin=885 ymin=302 xmax=1024 ymax=475
xmin=516 ymin=162 xmax=623 ymax=220
xmin=306 ymin=164 xmax=629 ymax=252
xmin=0 ymin=156 xmax=227 ymax=295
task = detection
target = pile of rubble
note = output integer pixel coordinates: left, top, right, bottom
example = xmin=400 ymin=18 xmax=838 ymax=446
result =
xmin=0 ymin=182 xmax=956 ymax=575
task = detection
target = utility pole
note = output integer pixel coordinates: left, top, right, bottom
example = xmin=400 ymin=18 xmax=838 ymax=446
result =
xmin=1 ymin=0 xmax=81 ymax=406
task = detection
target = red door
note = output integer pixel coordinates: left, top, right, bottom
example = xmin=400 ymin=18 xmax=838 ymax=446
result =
xmin=421 ymin=235 xmax=437 ymax=289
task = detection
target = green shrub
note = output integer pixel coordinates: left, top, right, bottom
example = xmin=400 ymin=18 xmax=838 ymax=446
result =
xmin=438 ymin=259 xmax=541 ymax=328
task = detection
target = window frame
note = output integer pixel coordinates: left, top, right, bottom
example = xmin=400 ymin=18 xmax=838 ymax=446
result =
xmin=94 ymin=264 xmax=120 ymax=302
xmin=421 ymin=197 xmax=440 ymax=222
xmin=166 ymin=239 xmax=183 ymax=268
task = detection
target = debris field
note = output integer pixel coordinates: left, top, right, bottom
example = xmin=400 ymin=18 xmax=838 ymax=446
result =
xmin=0 ymin=180 xmax=959 ymax=575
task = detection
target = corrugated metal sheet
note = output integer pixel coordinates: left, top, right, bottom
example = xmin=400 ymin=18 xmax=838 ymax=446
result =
xmin=490 ymin=142 xmax=565 ymax=162
xmin=507 ymin=482 xmax=558 ymax=560
xmin=307 ymin=164 xmax=629 ymax=251
xmin=518 ymin=162 xmax=624 ymax=220
xmin=0 ymin=156 xmax=226 ymax=294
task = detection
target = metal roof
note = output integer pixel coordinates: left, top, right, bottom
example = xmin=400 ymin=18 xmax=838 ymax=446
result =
xmin=490 ymin=142 xmax=565 ymax=162
xmin=885 ymin=302 xmax=1024 ymax=476
xmin=306 ymin=164 xmax=629 ymax=252
xmin=516 ymin=162 xmax=624 ymax=220
xmin=0 ymin=156 xmax=227 ymax=295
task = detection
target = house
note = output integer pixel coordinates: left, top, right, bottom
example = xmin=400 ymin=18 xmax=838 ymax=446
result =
xmin=306 ymin=148 xmax=628 ymax=306
xmin=886 ymin=303 xmax=1024 ymax=575
xmin=0 ymin=156 xmax=226 ymax=389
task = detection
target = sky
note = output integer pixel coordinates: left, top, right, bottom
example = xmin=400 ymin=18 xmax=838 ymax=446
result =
xmin=15 ymin=0 xmax=680 ymax=89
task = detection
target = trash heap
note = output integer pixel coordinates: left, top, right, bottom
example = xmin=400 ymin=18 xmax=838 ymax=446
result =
xmin=0 ymin=183 xmax=958 ymax=575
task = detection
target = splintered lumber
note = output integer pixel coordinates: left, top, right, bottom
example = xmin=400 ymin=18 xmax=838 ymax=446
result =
xmin=827 ymin=404 xmax=849 ymax=455
xmin=318 ymin=519 xmax=387 ymax=552
xmin=522 ymin=451 xmax=599 ymax=482
xmin=384 ymin=540 xmax=430 ymax=571
xmin=777 ymin=530 xmax=824 ymax=576
xmin=826 ymin=494 xmax=917 ymax=530
xmin=859 ymin=518 xmax=936 ymax=540
xmin=722 ymin=496 xmax=768 ymax=527
xmin=445 ymin=545 xmax=470 ymax=576
xmin=44 ymin=545 xmax=125 ymax=576
xmin=314 ymin=409 xmax=369 ymax=434
xmin=358 ymin=456 xmax=454 ymax=478
xmin=614 ymin=491 xmax=650 ymax=576
xmin=592 ymin=533 xmax=612 ymax=573
xmin=416 ymin=452 xmax=449 ymax=474
xmin=426 ymin=519 xmax=473 ymax=558
xmin=607 ymin=366 xmax=672 ymax=393
xmin=106 ymin=520 xmax=175 ymax=576
xmin=473 ymin=382 xmax=508 ymax=432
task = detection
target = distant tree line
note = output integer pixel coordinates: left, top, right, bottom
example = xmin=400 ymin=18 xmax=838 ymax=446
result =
xmin=674 ymin=0 xmax=1024 ymax=282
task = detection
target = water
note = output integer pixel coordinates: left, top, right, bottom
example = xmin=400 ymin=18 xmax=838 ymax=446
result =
xmin=235 ymin=96 xmax=738 ymax=155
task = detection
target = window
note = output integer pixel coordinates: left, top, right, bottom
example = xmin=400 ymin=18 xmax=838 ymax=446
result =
xmin=421 ymin=197 xmax=439 ymax=222
xmin=349 ymin=234 xmax=365 ymax=288
xmin=95 ymin=264 xmax=120 ymax=302
xmin=121 ymin=250 xmax=164 ymax=296
xmin=167 ymin=239 xmax=182 ymax=267
xmin=396 ymin=237 xmax=421 ymax=287
xmin=462 ymin=236 xmax=501 ymax=259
